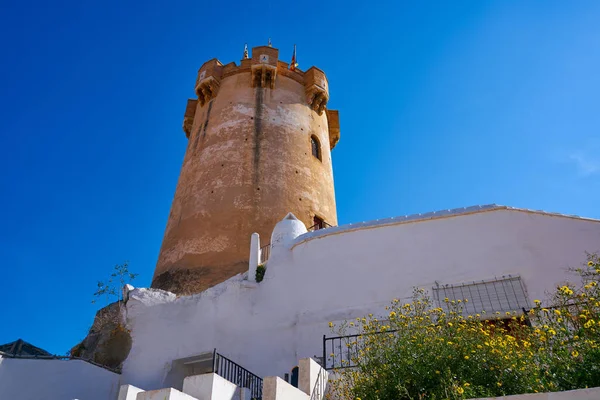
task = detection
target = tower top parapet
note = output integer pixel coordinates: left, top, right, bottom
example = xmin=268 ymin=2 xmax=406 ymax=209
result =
xmin=193 ymin=45 xmax=330 ymax=115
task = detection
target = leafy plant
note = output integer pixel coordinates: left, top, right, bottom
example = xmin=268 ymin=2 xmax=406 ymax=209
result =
xmin=327 ymin=253 xmax=600 ymax=400
xmin=92 ymin=261 xmax=138 ymax=306
xmin=256 ymin=264 xmax=266 ymax=283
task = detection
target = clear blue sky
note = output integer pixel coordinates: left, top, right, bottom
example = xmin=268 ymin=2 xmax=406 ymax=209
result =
xmin=1 ymin=1 xmax=599 ymax=354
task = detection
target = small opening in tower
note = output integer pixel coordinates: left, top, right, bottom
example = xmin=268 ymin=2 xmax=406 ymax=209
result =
xmin=313 ymin=215 xmax=325 ymax=230
xmin=310 ymin=135 xmax=322 ymax=161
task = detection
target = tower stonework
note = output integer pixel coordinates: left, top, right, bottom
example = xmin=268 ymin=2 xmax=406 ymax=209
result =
xmin=152 ymin=45 xmax=340 ymax=294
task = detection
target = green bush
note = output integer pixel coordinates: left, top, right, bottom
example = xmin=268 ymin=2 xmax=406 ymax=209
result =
xmin=256 ymin=264 xmax=266 ymax=283
xmin=328 ymin=253 xmax=600 ymax=400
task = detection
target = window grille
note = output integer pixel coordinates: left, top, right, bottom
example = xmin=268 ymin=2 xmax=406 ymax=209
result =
xmin=432 ymin=275 xmax=530 ymax=316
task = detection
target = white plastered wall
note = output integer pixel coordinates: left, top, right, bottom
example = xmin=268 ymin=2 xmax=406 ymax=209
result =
xmin=121 ymin=209 xmax=600 ymax=391
xmin=0 ymin=357 xmax=120 ymax=400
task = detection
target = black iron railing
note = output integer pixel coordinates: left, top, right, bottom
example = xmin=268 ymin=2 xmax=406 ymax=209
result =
xmin=212 ymin=350 xmax=263 ymax=399
xmin=322 ymin=333 xmax=374 ymax=370
xmin=259 ymin=243 xmax=270 ymax=265
xmin=322 ymin=302 xmax=560 ymax=370
xmin=309 ymin=364 xmax=328 ymax=400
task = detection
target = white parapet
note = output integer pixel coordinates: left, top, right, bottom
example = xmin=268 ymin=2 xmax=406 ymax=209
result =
xmin=262 ymin=377 xmax=309 ymax=400
xmin=183 ymin=373 xmax=246 ymax=400
xmin=299 ymin=358 xmax=328 ymax=400
xmin=249 ymin=233 xmax=260 ymax=282
xmin=118 ymin=384 xmax=144 ymax=400
xmin=136 ymin=387 xmax=198 ymax=400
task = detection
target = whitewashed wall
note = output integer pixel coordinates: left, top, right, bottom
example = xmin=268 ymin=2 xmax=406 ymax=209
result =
xmin=0 ymin=356 xmax=120 ymax=400
xmin=121 ymin=208 xmax=600 ymax=391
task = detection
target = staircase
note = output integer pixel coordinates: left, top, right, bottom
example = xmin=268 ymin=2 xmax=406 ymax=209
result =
xmin=117 ymin=357 xmax=328 ymax=400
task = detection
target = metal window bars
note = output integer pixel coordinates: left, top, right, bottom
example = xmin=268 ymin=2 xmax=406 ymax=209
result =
xmin=432 ymin=275 xmax=531 ymax=316
xmin=259 ymin=243 xmax=270 ymax=265
xmin=307 ymin=221 xmax=334 ymax=232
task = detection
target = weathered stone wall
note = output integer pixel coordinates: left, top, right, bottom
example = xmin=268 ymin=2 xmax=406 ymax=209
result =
xmin=70 ymin=301 xmax=132 ymax=371
xmin=152 ymin=47 xmax=339 ymax=294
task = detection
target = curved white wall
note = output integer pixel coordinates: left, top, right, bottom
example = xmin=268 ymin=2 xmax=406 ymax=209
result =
xmin=121 ymin=209 xmax=600 ymax=391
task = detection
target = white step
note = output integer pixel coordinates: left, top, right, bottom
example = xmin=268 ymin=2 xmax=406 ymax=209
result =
xmin=136 ymin=387 xmax=198 ymax=400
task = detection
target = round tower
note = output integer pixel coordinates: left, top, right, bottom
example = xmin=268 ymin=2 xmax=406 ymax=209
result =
xmin=152 ymin=44 xmax=341 ymax=294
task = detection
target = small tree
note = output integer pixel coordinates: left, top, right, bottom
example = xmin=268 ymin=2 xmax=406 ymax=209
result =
xmin=92 ymin=261 xmax=138 ymax=314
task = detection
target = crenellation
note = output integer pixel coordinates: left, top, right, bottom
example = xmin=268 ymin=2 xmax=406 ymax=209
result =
xmin=195 ymin=59 xmax=224 ymax=106
xmin=250 ymin=46 xmax=279 ymax=67
xmin=304 ymin=67 xmax=329 ymax=115
xmin=221 ymin=62 xmax=237 ymax=76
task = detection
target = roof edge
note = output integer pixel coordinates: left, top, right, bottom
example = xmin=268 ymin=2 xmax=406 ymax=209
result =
xmin=293 ymin=204 xmax=600 ymax=248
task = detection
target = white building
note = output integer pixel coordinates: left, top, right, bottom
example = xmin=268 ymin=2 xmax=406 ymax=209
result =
xmin=2 ymin=204 xmax=599 ymax=400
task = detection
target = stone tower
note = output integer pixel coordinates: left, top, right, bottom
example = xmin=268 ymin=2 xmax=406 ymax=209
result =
xmin=152 ymin=44 xmax=340 ymax=294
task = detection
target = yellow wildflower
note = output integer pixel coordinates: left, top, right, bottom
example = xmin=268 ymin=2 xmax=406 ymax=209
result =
xmin=572 ymin=350 xmax=579 ymax=357
xmin=457 ymin=387 xmax=464 ymax=394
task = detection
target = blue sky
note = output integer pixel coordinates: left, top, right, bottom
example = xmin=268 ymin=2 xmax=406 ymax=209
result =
xmin=1 ymin=1 xmax=599 ymax=354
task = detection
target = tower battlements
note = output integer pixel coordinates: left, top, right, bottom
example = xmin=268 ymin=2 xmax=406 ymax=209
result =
xmin=156 ymin=43 xmax=340 ymax=295
xmin=187 ymin=46 xmax=332 ymax=130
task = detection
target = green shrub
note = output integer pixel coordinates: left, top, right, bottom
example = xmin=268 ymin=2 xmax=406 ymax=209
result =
xmin=256 ymin=264 xmax=266 ymax=283
xmin=328 ymin=253 xmax=600 ymax=400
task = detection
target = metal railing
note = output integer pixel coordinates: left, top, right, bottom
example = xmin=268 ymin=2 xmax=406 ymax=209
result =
xmin=322 ymin=298 xmax=581 ymax=371
xmin=259 ymin=243 xmax=270 ymax=265
xmin=307 ymin=221 xmax=334 ymax=232
xmin=322 ymin=332 xmax=375 ymax=370
xmin=212 ymin=350 xmax=263 ymax=399
xmin=309 ymin=365 xmax=328 ymax=400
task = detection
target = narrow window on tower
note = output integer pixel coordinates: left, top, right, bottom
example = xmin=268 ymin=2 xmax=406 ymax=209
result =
xmin=313 ymin=215 xmax=324 ymax=230
xmin=311 ymin=135 xmax=321 ymax=161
